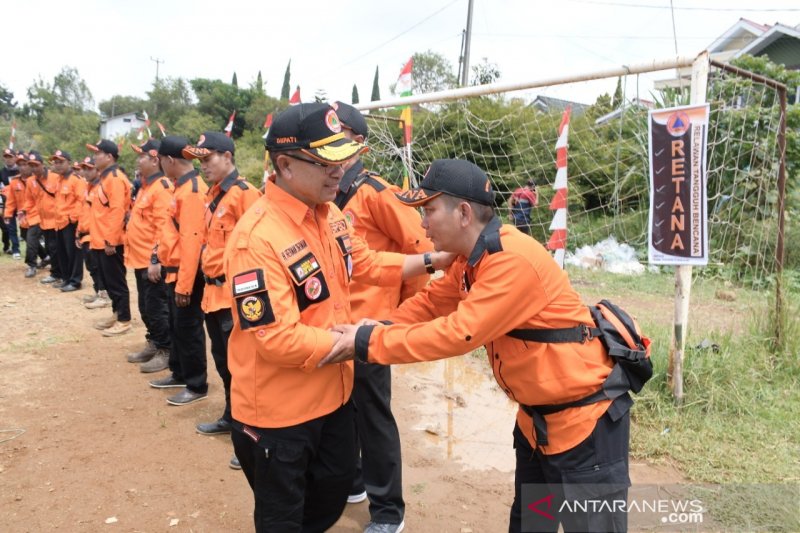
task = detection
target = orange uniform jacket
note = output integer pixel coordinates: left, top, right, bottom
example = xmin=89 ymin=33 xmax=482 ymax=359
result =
xmin=358 ymin=219 xmax=615 ymax=455
xmin=22 ymin=176 xmax=43 ymax=227
xmin=4 ymin=176 xmax=27 ymax=224
xmin=90 ymin=165 xmax=131 ymax=250
xmin=337 ymin=163 xmax=432 ymax=319
xmin=55 ymin=171 xmax=85 ymax=230
xmin=225 ymin=180 xmax=406 ymax=429
xmin=124 ymin=172 xmax=173 ymax=269
xmin=158 ymin=170 xmax=209 ymax=295
xmin=27 ymin=171 xmax=60 ymax=230
xmin=200 ymin=170 xmax=261 ymax=313
xmin=78 ymin=177 xmax=99 ymax=244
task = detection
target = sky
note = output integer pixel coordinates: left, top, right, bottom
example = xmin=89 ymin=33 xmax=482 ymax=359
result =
xmin=2 ymin=0 xmax=798 ymax=114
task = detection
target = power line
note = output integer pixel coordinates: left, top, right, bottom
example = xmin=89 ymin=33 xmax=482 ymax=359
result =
xmin=564 ymin=0 xmax=800 ymax=11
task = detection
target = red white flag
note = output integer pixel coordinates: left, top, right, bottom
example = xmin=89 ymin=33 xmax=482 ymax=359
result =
xmin=156 ymin=121 xmax=167 ymax=136
xmin=546 ymin=107 xmax=572 ymax=268
xmin=9 ymin=119 xmax=16 ymax=149
xmin=262 ymin=113 xmax=273 ymax=140
xmin=289 ymin=87 xmax=301 ymax=106
xmin=224 ymin=111 xmax=236 ymax=137
xmin=142 ymin=110 xmax=152 ymax=138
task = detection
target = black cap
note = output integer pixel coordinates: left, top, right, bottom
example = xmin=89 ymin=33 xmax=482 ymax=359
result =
xmin=265 ymin=103 xmax=367 ymax=164
xmin=15 ymin=151 xmax=27 ymax=162
xmin=79 ymin=156 xmax=96 ymax=169
xmin=3 ymin=148 xmax=16 ymax=157
xmin=86 ymin=139 xmax=119 ymax=158
xmin=25 ymin=151 xmax=44 ymax=165
xmin=182 ymin=132 xmax=235 ymax=159
xmin=49 ymin=149 xmax=72 ymax=161
xmin=332 ymin=101 xmax=368 ymax=138
xmin=395 ymin=159 xmax=495 ymax=207
xmin=131 ymin=138 xmax=161 ymax=156
xmin=158 ymin=135 xmax=190 ymax=158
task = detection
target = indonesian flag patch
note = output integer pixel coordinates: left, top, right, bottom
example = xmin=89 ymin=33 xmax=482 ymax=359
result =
xmin=232 ymin=269 xmax=265 ymax=296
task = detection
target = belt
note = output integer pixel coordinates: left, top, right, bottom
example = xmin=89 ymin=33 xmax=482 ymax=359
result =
xmin=204 ymin=274 xmax=226 ymax=287
xmin=164 ymin=266 xmax=179 ymax=273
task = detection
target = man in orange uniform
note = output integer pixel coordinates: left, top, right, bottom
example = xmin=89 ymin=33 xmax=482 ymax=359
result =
xmin=332 ymin=102 xmax=431 ymax=533
xmin=324 ymin=159 xmax=632 ymax=533
xmin=9 ymin=152 xmax=46 ymax=277
xmin=124 ymin=139 xmax=174 ymax=371
xmin=50 ymin=150 xmax=85 ymax=292
xmin=86 ymin=140 xmax=132 ymax=336
xmin=1 ymin=148 xmax=21 ymax=258
xmin=26 ymin=152 xmax=62 ymax=285
xmin=76 ymin=157 xmax=109 ymax=307
xmin=150 ymin=136 xmax=210 ymax=405
xmin=3 ymin=151 xmax=27 ymax=264
xmin=182 ymin=132 xmax=260 ymax=452
xmin=224 ymin=103 xmax=454 ymax=532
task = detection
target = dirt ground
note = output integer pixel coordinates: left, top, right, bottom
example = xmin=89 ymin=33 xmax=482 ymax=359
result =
xmin=0 ymin=258 xmax=682 ymax=532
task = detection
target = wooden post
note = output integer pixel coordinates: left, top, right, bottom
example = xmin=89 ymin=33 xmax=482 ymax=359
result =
xmin=668 ymin=52 xmax=709 ymax=404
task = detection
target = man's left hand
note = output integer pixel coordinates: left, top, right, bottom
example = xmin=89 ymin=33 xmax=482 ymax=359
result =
xmin=319 ymin=324 xmax=358 ymax=366
xmin=147 ymin=263 xmax=162 ymax=283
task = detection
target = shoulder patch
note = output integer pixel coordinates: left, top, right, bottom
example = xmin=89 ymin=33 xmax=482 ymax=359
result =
xmin=329 ymin=219 xmax=347 ymax=234
xmin=232 ymin=269 xmax=266 ymax=297
xmin=236 ymin=292 xmax=276 ymax=329
xmin=288 ymin=253 xmax=321 ymax=284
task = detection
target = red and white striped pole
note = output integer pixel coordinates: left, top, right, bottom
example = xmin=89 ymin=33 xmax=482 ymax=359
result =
xmin=546 ymin=107 xmax=571 ymax=268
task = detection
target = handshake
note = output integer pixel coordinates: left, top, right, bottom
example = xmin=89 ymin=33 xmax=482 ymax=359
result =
xmin=318 ymin=318 xmax=384 ymax=367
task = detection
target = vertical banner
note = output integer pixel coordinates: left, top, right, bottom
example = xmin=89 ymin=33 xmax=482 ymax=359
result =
xmin=648 ymin=103 xmax=710 ymax=265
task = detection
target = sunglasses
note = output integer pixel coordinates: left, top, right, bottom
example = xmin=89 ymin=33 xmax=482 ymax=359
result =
xmin=284 ymin=153 xmax=337 ymax=169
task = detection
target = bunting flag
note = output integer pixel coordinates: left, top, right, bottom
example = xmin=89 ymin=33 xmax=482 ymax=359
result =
xmin=117 ymin=135 xmax=127 ymax=153
xmin=289 ymin=87 xmax=301 ymax=106
xmin=156 ymin=121 xmax=167 ymax=136
xmin=546 ymin=107 xmax=572 ymax=268
xmin=142 ymin=110 xmax=152 ymax=138
xmin=396 ymin=57 xmax=413 ymax=98
xmin=8 ymin=119 xmax=16 ymax=149
xmin=136 ymin=127 xmax=145 ymax=141
xmin=224 ymin=110 xmax=236 ymax=137
xmin=261 ymin=113 xmax=273 ymax=140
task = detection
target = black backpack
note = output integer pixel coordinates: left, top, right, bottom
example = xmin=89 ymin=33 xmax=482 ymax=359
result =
xmin=507 ymin=300 xmax=652 ymax=446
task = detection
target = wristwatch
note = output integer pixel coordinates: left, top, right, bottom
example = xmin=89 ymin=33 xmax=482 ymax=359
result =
xmin=423 ymin=252 xmax=436 ymax=274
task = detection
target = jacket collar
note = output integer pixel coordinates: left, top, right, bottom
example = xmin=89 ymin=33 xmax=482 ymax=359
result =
xmin=467 ymin=216 xmax=504 ymax=267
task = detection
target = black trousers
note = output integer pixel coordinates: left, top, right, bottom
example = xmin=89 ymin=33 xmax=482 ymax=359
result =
xmin=96 ymin=246 xmax=130 ymax=322
xmin=42 ymin=228 xmax=61 ymax=279
xmin=232 ymin=401 xmax=356 ymax=533
xmin=2 ymin=216 xmax=20 ymax=253
xmin=134 ymin=268 xmax=171 ymax=350
xmin=82 ymin=242 xmax=104 ymax=292
xmin=24 ymin=224 xmax=43 ymax=267
xmin=206 ymin=307 xmax=233 ymax=422
xmin=352 ymin=362 xmax=405 ymax=524
xmin=166 ymin=277 xmax=207 ymax=394
xmin=509 ymin=405 xmax=631 ymax=533
xmin=56 ymin=223 xmax=83 ymax=287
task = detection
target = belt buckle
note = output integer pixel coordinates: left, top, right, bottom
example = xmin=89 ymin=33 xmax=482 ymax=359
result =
xmin=581 ymin=324 xmax=595 ymax=343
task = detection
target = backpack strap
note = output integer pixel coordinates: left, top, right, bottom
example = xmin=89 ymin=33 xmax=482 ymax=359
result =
xmin=507 ymin=324 xmax=601 ymax=343
xmin=334 ymin=170 xmax=384 ymax=209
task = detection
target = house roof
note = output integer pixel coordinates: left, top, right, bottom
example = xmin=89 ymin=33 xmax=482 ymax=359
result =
xmin=529 ymin=95 xmax=589 ymax=114
xmin=707 ymin=18 xmax=769 ymax=54
xmin=594 ymin=98 xmax=655 ymax=125
xmin=735 ymin=23 xmax=800 ymax=57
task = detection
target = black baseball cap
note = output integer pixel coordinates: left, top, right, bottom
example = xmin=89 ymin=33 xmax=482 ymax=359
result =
xmin=16 ymin=151 xmax=27 ymax=163
xmin=332 ymin=101 xmax=368 ymax=138
xmin=49 ymin=149 xmax=72 ymax=161
xmin=86 ymin=139 xmax=119 ymax=158
xmin=79 ymin=156 xmax=96 ymax=169
xmin=3 ymin=148 xmax=16 ymax=158
xmin=265 ymin=103 xmax=367 ymax=164
xmin=182 ymin=132 xmax=235 ymax=159
xmin=26 ymin=151 xmax=44 ymax=165
xmin=158 ymin=135 xmax=190 ymax=158
xmin=131 ymin=139 xmax=161 ymax=156
xmin=395 ymin=159 xmax=495 ymax=207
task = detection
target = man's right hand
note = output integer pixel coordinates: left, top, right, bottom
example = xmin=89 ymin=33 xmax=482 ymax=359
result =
xmin=104 ymin=244 xmax=116 ymax=255
xmin=175 ymin=293 xmax=191 ymax=308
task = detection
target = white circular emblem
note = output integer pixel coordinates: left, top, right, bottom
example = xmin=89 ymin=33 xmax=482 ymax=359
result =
xmin=325 ymin=110 xmax=342 ymax=133
xmin=305 ymin=277 xmax=323 ymax=300
xmin=198 ymin=134 xmax=206 ymax=146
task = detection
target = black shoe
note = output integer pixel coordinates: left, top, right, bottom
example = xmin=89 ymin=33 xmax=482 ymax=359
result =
xmin=52 ymin=280 xmax=66 ymax=288
xmin=24 ymin=266 xmax=36 ymax=278
xmin=167 ymin=389 xmax=207 ymax=406
xmin=40 ymin=275 xmax=58 ymax=284
xmin=60 ymin=283 xmax=80 ymax=292
xmin=196 ymin=419 xmax=232 ymax=435
xmin=149 ymin=376 xmax=186 ymax=389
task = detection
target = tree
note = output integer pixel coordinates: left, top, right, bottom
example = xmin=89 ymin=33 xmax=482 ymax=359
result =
xmin=352 ymin=84 xmax=359 ymax=104
xmin=314 ymin=89 xmax=328 ymax=103
xmin=146 ymin=77 xmax=193 ymax=127
xmin=612 ymin=77 xmax=623 ymax=109
xmin=0 ymin=84 xmax=16 ymax=119
xmin=281 ymin=60 xmax=291 ymax=100
xmin=408 ymin=51 xmax=457 ymax=95
xmin=371 ymin=66 xmax=381 ymax=102
xmin=98 ymin=95 xmax=147 ymax=118
xmin=24 ymin=66 xmax=94 ymax=121
xmin=232 ymin=72 xmax=238 ymax=88
xmin=255 ymin=71 xmax=264 ymax=95
xmin=470 ymin=58 xmax=501 ymax=86
xmin=191 ymin=77 xmax=253 ymax=138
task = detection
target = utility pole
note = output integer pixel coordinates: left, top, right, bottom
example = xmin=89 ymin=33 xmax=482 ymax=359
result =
xmin=459 ymin=0 xmax=474 ymax=87
xmin=150 ymin=56 xmax=164 ymax=83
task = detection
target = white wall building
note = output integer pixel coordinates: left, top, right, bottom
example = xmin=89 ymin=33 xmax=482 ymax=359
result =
xmin=99 ymin=112 xmax=147 ymax=140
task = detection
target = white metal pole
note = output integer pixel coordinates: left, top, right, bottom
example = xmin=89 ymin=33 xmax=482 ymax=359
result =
xmin=669 ymin=51 xmax=709 ymax=404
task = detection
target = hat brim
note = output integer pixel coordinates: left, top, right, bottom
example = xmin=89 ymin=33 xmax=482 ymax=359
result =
xmin=49 ymin=155 xmax=68 ymax=161
xmin=79 ymin=162 xmax=95 ymax=169
xmin=300 ymin=137 xmax=368 ymax=164
xmin=181 ymin=146 xmax=214 ymax=160
xmin=85 ymin=143 xmax=99 ymax=152
xmin=394 ymin=188 xmax=442 ymax=207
